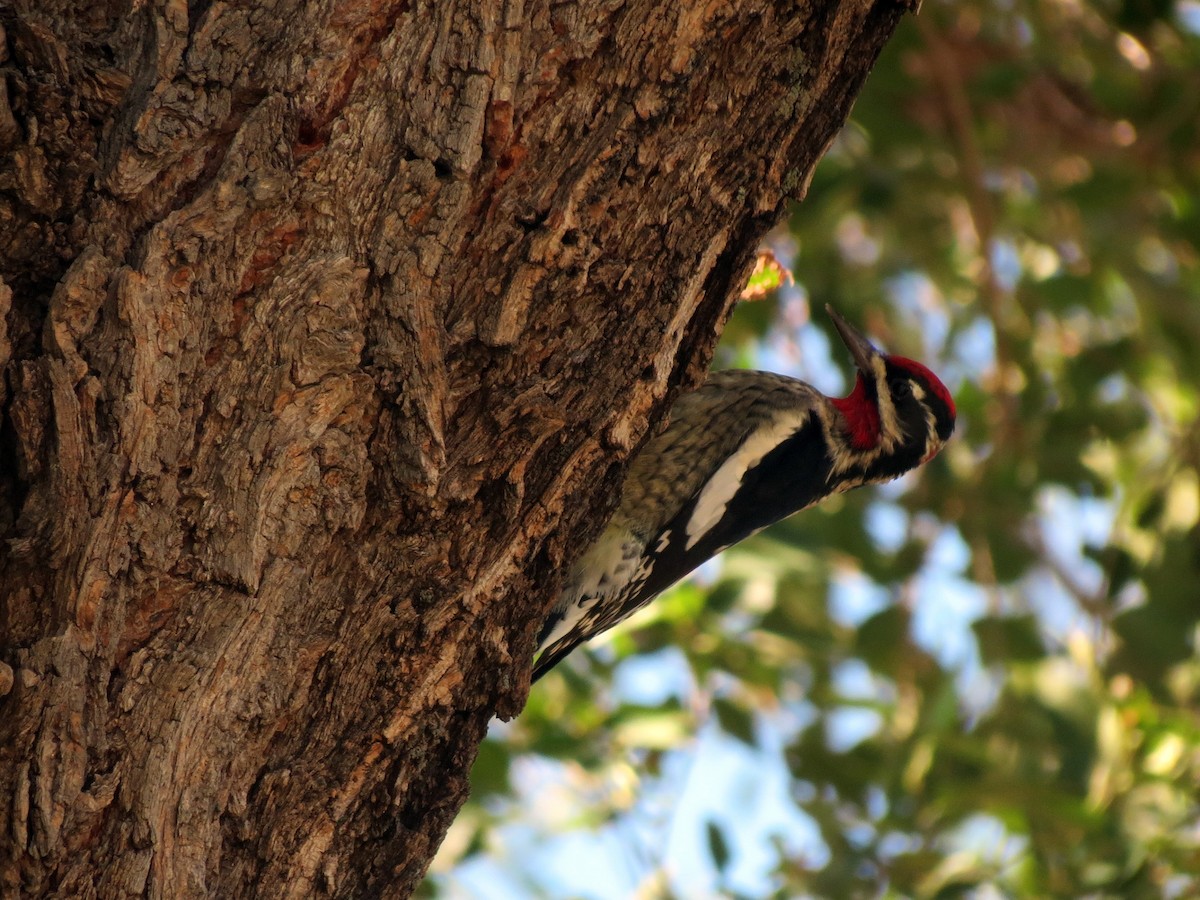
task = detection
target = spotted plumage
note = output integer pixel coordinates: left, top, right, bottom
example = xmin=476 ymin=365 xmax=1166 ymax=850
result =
xmin=533 ymin=307 xmax=956 ymax=682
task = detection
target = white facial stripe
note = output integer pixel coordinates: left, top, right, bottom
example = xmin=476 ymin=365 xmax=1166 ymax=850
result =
xmin=874 ymin=358 xmax=901 ymax=450
xmin=924 ymin=404 xmax=941 ymax=455
xmin=685 ymin=408 xmax=811 ymax=550
xmin=909 ymin=380 xmax=933 ymax=450
xmin=813 ymin=401 xmax=862 ymax=478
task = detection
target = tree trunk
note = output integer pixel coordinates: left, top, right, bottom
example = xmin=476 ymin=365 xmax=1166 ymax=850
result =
xmin=0 ymin=1 xmax=911 ymax=895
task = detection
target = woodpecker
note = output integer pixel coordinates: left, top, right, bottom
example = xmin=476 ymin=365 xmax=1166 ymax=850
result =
xmin=533 ymin=306 xmax=956 ymax=682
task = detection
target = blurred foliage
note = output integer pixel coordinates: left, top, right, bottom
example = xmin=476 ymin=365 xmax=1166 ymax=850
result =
xmin=426 ymin=1 xmax=1200 ymax=897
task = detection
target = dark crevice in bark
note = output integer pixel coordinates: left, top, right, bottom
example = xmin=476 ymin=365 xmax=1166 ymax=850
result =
xmin=186 ymin=0 xmax=213 ymax=39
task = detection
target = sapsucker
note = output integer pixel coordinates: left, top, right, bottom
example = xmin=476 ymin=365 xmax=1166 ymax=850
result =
xmin=533 ymin=306 xmax=956 ymax=682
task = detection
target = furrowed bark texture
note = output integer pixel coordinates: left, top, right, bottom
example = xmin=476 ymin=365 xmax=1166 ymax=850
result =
xmin=0 ymin=1 xmax=910 ymax=896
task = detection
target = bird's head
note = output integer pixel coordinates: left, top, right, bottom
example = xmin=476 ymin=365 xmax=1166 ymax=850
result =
xmin=825 ymin=305 xmax=956 ymax=477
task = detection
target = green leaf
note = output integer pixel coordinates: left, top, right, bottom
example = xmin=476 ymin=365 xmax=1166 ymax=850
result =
xmin=713 ymin=698 xmax=757 ymax=746
xmin=706 ymin=819 xmax=732 ymax=873
xmin=973 ymin=615 xmax=1046 ymax=665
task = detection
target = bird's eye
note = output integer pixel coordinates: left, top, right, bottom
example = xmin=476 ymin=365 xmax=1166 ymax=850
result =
xmin=889 ymin=378 xmax=913 ymax=400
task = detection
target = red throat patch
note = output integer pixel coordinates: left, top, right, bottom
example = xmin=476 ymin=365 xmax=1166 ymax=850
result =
xmin=831 ymin=374 xmax=881 ymax=449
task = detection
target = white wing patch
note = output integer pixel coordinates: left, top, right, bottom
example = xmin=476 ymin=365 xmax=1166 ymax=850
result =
xmin=685 ymin=408 xmax=811 ymax=551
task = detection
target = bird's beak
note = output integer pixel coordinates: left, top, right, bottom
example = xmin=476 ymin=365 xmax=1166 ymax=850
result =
xmin=825 ymin=304 xmax=880 ymax=376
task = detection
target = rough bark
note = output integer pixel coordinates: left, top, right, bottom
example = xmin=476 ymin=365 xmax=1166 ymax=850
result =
xmin=0 ymin=0 xmax=911 ymax=896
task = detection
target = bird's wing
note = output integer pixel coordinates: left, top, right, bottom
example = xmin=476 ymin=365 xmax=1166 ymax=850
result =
xmin=532 ymin=373 xmax=823 ymax=680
